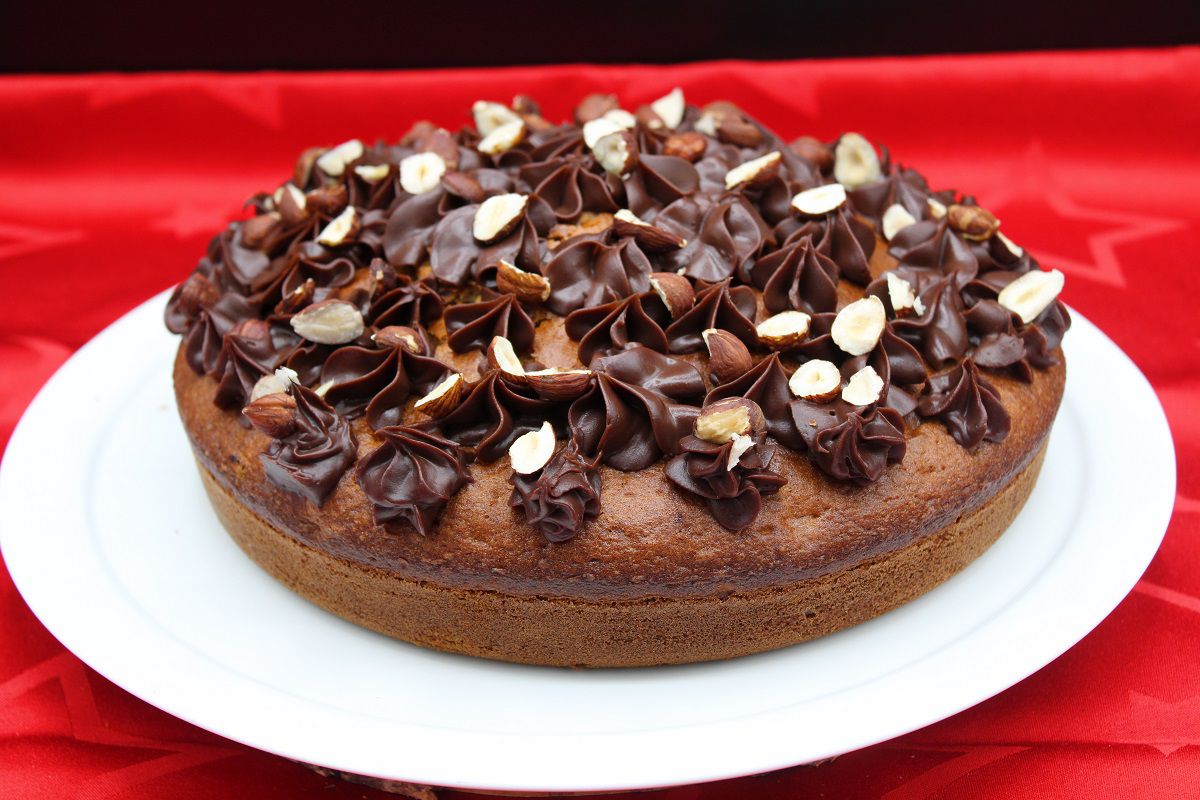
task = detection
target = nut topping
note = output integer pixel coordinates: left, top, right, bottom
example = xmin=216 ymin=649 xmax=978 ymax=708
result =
xmin=716 ymin=117 xmax=764 ymax=148
xmin=477 ymin=119 xmax=527 ymax=155
xmin=724 ymin=151 xmax=782 ymax=190
xmin=486 ymin=336 xmax=527 ymax=384
xmin=275 ymin=182 xmax=308 ymax=225
xmin=472 ymin=193 xmax=528 ymax=244
xmin=831 ymin=295 xmax=887 ymax=356
xmin=524 ymin=368 xmax=593 ymax=401
xmin=927 ymin=197 xmax=948 ymax=219
xmin=695 ymin=397 xmax=766 ymax=444
xmin=508 ymin=420 xmax=556 ymax=474
xmin=662 ymin=131 xmax=707 ymax=162
xmin=841 ymin=365 xmax=885 ymax=406
xmin=546 ymin=211 xmax=614 ymax=248
xmin=353 ymin=163 xmax=391 ymax=184
xmin=399 ymin=152 xmax=447 ymax=195
xmin=250 ymin=366 xmax=298 ymax=402
xmin=413 ymin=373 xmax=464 ymax=418
xmin=241 ymin=211 xmax=281 ymax=248
xmin=574 ymin=93 xmax=619 ymax=124
xmin=833 ymin=132 xmax=882 ymax=189
xmin=996 ymin=231 xmax=1024 ymax=258
xmin=472 ymin=100 xmax=522 ymax=136
xmin=496 ymin=259 xmax=552 ymax=303
xmin=373 ymin=325 xmax=422 ymax=353
xmin=592 ymin=130 xmax=637 ymax=176
xmin=791 ymin=183 xmax=848 ymax=216
xmin=756 ymin=310 xmax=812 ymax=350
xmin=177 ymin=272 xmax=219 ymax=314
xmin=703 ymin=328 xmax=754 ymax=384
xmin=727 ymin=433 xmax=755 ymax=471
xmin=788 ymin=359 xmax=841 ymax=402
xmin=242 ymin=392 xmax=297 ymax=438
xmin=947 ymin=203 xmax=1001 ymax=241
xmin=305 ymin=184 xmax=349 ymax=216
xmin=440 ymin=170 xmax=487 ymax=203
xmin=789 ymin=135 xmax=834 ymax=170
xmin=290 ymin=299 xmax=365 ymax=345
xmin=885 ymin=272 xmax=925 ymax=317
xmin=602 ymin=108 xmax=637 ymax=130
xmin=581 ymin=116 xmax=622 ymax=149
xmin=315 ymin=139 xmax=364 ymax=177
xmin=649 ymin=87 xmax=686 ymax=129
xmin=881 ymin=203 xmax=918 ymax=240
xmin=316 ymin=206 xmax=360 ymax=247
xmin=614 ymin=209 xmax=687 ymax=251
xmin=997 ymin=269 xmax=1065 ymax=324
xmin=649 ymin=270 xmax=695 ymax=318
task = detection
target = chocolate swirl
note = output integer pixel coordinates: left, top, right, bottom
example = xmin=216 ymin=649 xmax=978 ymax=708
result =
xmin=774 ymin=206 xmax=876 ymax=286
xmin=888 ymin=218 xmax=979 ymax=288
xmin=167 ymin=281 xmax=260 ymax=376
xmin=428 ymin=197 xmax=554 ymax=287
xmin=623 ymin=154 xmax=700 ymax=216
xmin=434 ymin=371 xmax=560 ymax=462
xmin=367 ymin=271 xmax=445 ymax=329
xmin=962 ymin=270 xmax=1071 ymax=370
xmin=519 ymin=157 xmax=622 ymax=222
xmin=790 ymin=399 xmax=908 ymax=484
xmin=589 ymin=345 xmax=706 ymax=402
xmin=508 ymin=441 xmax=602 ymax=542
xmin=444 ymin=293 xmax=536 ymax=354
xmin=544 ymin=233 xmax=653 ymax=315
xmin=656 ymin=195 xmax=772 ymax=282
xmin=845 ymin=167 xmax=932 ymax=227
xmin=664 ymin=279 xmax=758 ymax=354
xmin=917 ymin=358 xmax=1010 ymax=450
xmin=260 ymin=385 xmax=357 ymax=506
xmin=564 ymin=292 xmax=671 ymax=365
xmin=888 ymin=271 xmax=970 ymax=369
xmin=664 ymin=429 xmax=787 ymax=532
xmin=382 ymin=188 xmax=457 ymax=268
xmin=355 ymin=426 xmax=472 ymax=534
xmin=568 ymin=372 xmax=697 ymax=471
xmin=212 ymin=321 xmax=300 ymax=410
xmin=746 ymin=234 xmax=840 ymax=315
xmin=706 ymin=353 xmax=805 ymax=449
xmin=320 ymin=344 xmax=451 ymax=429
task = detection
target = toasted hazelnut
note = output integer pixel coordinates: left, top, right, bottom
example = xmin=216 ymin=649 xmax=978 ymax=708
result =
xmin=241 ymin=211 xmax=281 ymax=248
xmin=472 ymin=193 xmax=528 ymax=244
xmin=524 ymin=368 xmax=594 ymax=401
xmin=315 ymin=139 xmax=364 ymax=177
xmin=833 ymin=133 xmax=882 ymax=189
xmin=788 ymin=359 xmax=841 ymax=402
xmin=703 ymin=328 xmax=754 ymax=384
xmin=650 ymin=87 xmax=686 ymax=129
xmin=316 ymin=206 xmax=360 ymax=247
xmin=694 ymin=113 xmax=718 ymax=137
xmin=177 ymin=272 xmax=219 ymax=314
xmin=440 ymin=170 xmax=486 ymax=203
xmin=496 ymin=259 xmax=552 ymax=303
xmin=472 ymin=101 xmax=522 ymax=136
xmin=293 ymin=147 xmax=324 ymax=188
xmin=373 ymin=325 xmax=422 ymax=353
xmin=399 ymin=152 xmax=446 ymax=195
xmin=756 ymin=310 xmax=812 ymax=350
xmin=250 ymin=367 xmax=297 ymax=402
xmin=305 ymin=184 xmax=349 ymax=216
xmin=947 ymin=204 xmax=1001 ymax=241
xmin=477 ymin=119 xmax=527 ymax=155
xmin=231 ymin=318 xmax=270 ymax=339
xmin=724 ymin=151 xmax=782 ymax=190
xmin=290 ymin=299 xmax=365 ymax=345
xmin=546 ymin=212 xmax=615 ymax=248
xmin=487 ymin=336 xmax=528 ymax=384
xmin=881 ymin=203 xmax=918 ymax=241
xmin=575 ymin=93 xmax=619 ymax=124
xmin=614 ymin=209 xmax=687 ymax=251
xmin=649 ymin=271 xmax=696 ymax=318
xmin=243 ymin=392 xmax=297 ymax=438
xmin=508 ymin=420 xmax=556 ymax=474
xmin=695 ymin=397 xmax=766 ymax=444
xmin=592 ymin=130 xmax=637 ymax=176
xmin=842 ymin=365 xmax=885 ymax=406
xmin=582 ymin=116 xmax=622 ymax=149
xmin=603 ymin=108 xmax=637 ymax=130
xmin=511 ymin=93 xmax=541 ymax=116
xmin=353 ymin=164 xmax=391 ymax=184
xmin=726 ymin=433 xmax=755 ymax=471
xmin=422 ymin=127 xmax=460 ymax=170
xmin=997 ymin=269 xmax=1065 ymax=324
xmin=275 ymin=183 xmax=308 ymax=225
xmin=791 ymin=183 xmax=848 ymax=216
xmin=789 ymin=136 xmax=834 ymax=170
xmin=277 ymin=278 xmax=315 ymax=315
xmin=400 ymin=120 xmax=438 ymax=146
xmin=413 ymin=373 xmax=463 ymax=418
xmin=927 ymin=197 xmax=948 ymax=219
xmin=996 ymin=231 xmax=1024 ymax=258
xmin=885 ymin=272 xmax=925 ymax=318
xmin=831 ymin=296 xmax=887 ymax=356
xmin=716 ymin=116 xmax=764 ymax=148
xmin=662 ymin=131 xmax=707 ymax=162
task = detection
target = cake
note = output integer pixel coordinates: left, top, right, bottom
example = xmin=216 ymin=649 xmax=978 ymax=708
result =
xmin=166 ymin=88 xmax=1070 ymax=667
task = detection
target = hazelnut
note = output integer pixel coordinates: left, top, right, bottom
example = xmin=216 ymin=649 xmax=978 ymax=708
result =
xmin=695 ymin=397 xmax=766 ymax=444
xmin=508 ymin=421 xmax=556 ymax=474
xmin=724 ymin=151 xmax=782 ymax=190
xmin=649 ymin=87 xmax=686 ymax=129
xmin=996 ymin=231 xmax=1024 ymax=258
xmin=602 ymin=108 xmax=637 ymax=130
xmin=524 ymin=368 xmax=594 ymax=401
xmin=290 ymin=299 xmax=365 ymax=345
xmin=830 ymin=296 xmax=887 ymax=356
xmin=756 ymin=310 xmax=812 ymax=350
xmin=250 ymin=366 xmax=298 ymax=402
xmin=496 ymin=259 xmax=552 ymax=303
xmin=413 ymin=373 xmax=464 ymax=418
xmin=592 ymin=130 xmax=637 ymax=176
xmin=582 ymin=117 xmax=622 ymax=149
xmin=177 ymin=273 xmax=219 ymax=314
xmin=613 ymin=209 xmax=687 ymax=252
xmin=440 ymin=170 xmax=486 ymax=203
xmin=662 ymin=131 xmax=707 ymax=162
xmin=487 ymin=336 xmax=528 ymax=384
xmin=574 ymin=93 xmax=619 ymax=124
xmin=833 ymin=132 xmax=882 ymax=189
xmin=703 ymin=328 xmax=754 ymax=385
xmin=472 ymin=193 xmax=528 ymax=244
xmin=477 ymin=119 xmax=527 ymax=155
xmin=881 ymin=203 xmax=918 ymax=240
xmin=373 ymin=325 xmax=423 ymax=353
xmin=997 ymin=269 xmax=1065 ymax=324
xmin=789 ymin=136 xmax=834 ymax=170
xmin=353 ymin=164 xmax=391 ymax=184
xmin=316 ymin=206 xmax=360 ymax=247
xmin=315 ymin=139 xmax=364 ymax=177
xmin=788 ymin=359 xmax=841 ymax=402
xmin=927 ymin=197 xmax=948 ymax=219
xmin=885 ymin=272 xmax=924 ymax=318
xmin=241 ymin=211 xmax=281 ymax=249
xmin=726 ymin=433 xmax=756 ymax=471
xmin=293 ymin=147 xmax=324 ymax=188
xmin=242 ymin=392 xmax=297 ymax=438
xmin=422 ymin=127 xmax=460 ymax=170
xmin=716 ymin=117 xmax=764 ymax=148
xmin=472 ymin=101 xmax=521 ymax=136
xmin=648 ymin=270 xmax=696 ymax=318
xmin=305 ymin=184 xmax=349 ymax=216
xmin=275 ymin=183 xmax=308 ymax=226
xmin=947 ymin=204 xmax=1001 ymax=241
xmin=841 ymin=365 xmax=885 ymax=406
xmin=399 ymin=152 xmax=447 ymax=195
xmin=791 ymin=183 xmax=847 ymax=216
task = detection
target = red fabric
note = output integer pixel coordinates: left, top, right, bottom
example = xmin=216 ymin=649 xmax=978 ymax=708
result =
xmin=2 ymin=48 xmax=1198 ymax=798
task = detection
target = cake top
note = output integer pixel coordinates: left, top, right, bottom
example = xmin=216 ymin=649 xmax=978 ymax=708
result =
xmin=166 ymin=88 xmax=1069 ymax=540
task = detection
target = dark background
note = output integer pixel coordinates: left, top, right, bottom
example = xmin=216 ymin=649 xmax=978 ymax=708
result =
xmin=3 ymin=0 xmax=1198 ymax=72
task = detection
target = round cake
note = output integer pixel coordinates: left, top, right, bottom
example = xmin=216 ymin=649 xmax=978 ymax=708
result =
xmin=166 ymin=88 xmax=1070 ymax=667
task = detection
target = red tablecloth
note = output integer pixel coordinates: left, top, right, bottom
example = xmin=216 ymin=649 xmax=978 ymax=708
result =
xmin=2 ymin=48 xmax=1198 ymax=798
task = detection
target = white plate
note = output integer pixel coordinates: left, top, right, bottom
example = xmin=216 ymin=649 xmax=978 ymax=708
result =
xmin=0 ymin=292 xmax=1175 ymax=794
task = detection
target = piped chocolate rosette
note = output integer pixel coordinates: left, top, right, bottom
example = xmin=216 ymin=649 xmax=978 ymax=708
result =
xmin=168 ymin=88 xmax=1069 ymax=539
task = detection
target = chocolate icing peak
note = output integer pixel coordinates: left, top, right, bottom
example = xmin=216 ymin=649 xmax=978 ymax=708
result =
xmin=664 ymin=279 xmax=758 ymax=354
xmin=888 ymin=218 xmax=979 ymax=288
xmin=664 ymin=430 xmax=787 ymax=532
xmin=705 ymin=353 xmax=805 ymax=449
xmin=845 ymin=167 xmax=932 ymax=226
xmin=367 ymin=271 xmax=445 ymax=329
xmin=521 ymin=157 xmax=621 ymax=222
xmin=260 ymin=385 xmax=357 ymax=506
xmin=508 ymin=441 xmax=602 ymax=542
xmin=564 ymin=292 xmax=671 ymax=365
xmin=567 ymin=372 xmax=697 ymax=471
xmin=433 ymin=371 xmax=560 ymax=463
xmin=320 ymin=344 xmax=451 ymax=429
xmin=213 ymin=322 xmax=300 ymax=410
xmin=657 ymin=195 xmax=772 ymax=282
xmin=747 ymin=234 xmax=840 ymax=315
xmin=790 ymin=399 xmax=908 ymax=484
xmin=543 ymin=234 xmax=653 ymax=315
xmin=355 ymin=426 xmax=472 ymax=535
xmin=917 ymin=358 xmax=1011 ymax=450
xmin=444 ymin=293 xmax=536 ymax=354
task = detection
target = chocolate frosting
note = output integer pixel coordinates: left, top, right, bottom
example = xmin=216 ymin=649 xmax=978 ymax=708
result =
xmin=656 ymin=195 xmax=773 ymax=282
xmin=705 ymin=354 xmax=805 ymax=449
xmin=355 ymin=426 xmax=472 ymax=535
xmin=888 ymin=218 xmax=979 ymax=289
xmin=543 ymin=234 xmax=653 ymax=315
xmin=846 ymin=167 xmax=932 ymax=227
xmin=212 ymin=322 xmax=300 ymax=410
xmin=260 ymin=385 xmax=357 ymax=506
xmin=588 ymin=345 xmax=706 ymax=402
xmin=917 ymin=358 xmax=1011 ymax=450
xmin=320 ymin=344 xmax=451 ymax=429
xmin=433 ymin=371 xmax=560 ymax=462
xmin=429 ymin=196 xmax=554 ymax=287
xmin=962 ymin=270 xmax=1072 ymax=371
xmin=168 ymin=284 xmax=260 ymax=376
xmin=564 ymin=292 xmax=671 ymax=365
xmin=508 ymin=441 xmax=602 ymax=542
xmin=568 ymin=371 xmax=698 ymax=471
xmin=888 ymin=271 xmax=970 ymax=369
xmin=790 ymin=399 xmax=908 ymax=484
xmin=520 ymin=156 xmax=621 ymax=222
xmin=664 ymin=430 xmax=787 ymax=532
xmin=444 ymin=292 xmax=536 ymax=353
xmin=367 ymin=271 xmax=445 ymax=329
xmin=746 ymin=234 xmax=840 ymax=315
xmin=623 ymin=154 xmax=700 ymax=217
xmin=664 ymin=280 xmax=758 ymax=353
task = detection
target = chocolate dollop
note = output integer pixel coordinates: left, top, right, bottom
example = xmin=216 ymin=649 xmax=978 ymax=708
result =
xmin=508 ymin=441 xmax=602 ymax=542
xmin=917 ymin=357 xmax=1011 ymax=450
xmin=790 ymin=399 xmax=908 ymax=484
xmin=260 ymin=385 xmax=357 ymax=505
xmin=665 ymin=428 xmax=787 ymax=531
xmin=444 ymin=292 xmax=536 ymax=354
xmin=355 ymin=426 xmax=472 ymax=534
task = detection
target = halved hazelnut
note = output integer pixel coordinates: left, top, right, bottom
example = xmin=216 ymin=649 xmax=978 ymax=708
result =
xmin=662 ymin=131 xmax=707 ymax=162
xmin=509 ymin=420 xmax=556 ymax=475
xmin=695 ymin=397 xmax=765 ymax=444
xmin=441 ymin=170 xmax=486 ymax=203
xmin=373 ymin=325 xmax=422 ymax=353
xmin=575 ymin=93 xmax=619 ymax=124
xmin=789 ymin=135 xmax=834 ymax=170
xmin=316 ymin=206 xmax=360 ymax=247
xmin=305 ymin=184 xmax=349 ymax=216
xmin=592 ymin=130 xmax=637 ymax=176
xmin=487 ymin=336 xmax=527 ymax=384
xmin=694 ymin=113 xmax=718 ymax=137
xmin=927 ymin=197 xmax=948 ymax=219
xmin=603 ymin=108 xmax=637 ymax=130
xmin=724 ymin=151 xmax=782 ymax=190
xmin=354 ymin=164 xmax=391 ymax=184
xmin=885 ymin=272 xmax=925 ymax=318
xmin=947 ymin=204 xmax=1000 ymax=241
xmin=756 ymin=310 xmax=812 ymax=350
xmin=842 ymin=365 xmax=885 ymax=406
xmin=472 ymin=193 xmax=528 ymax=244
xmin=290 ymin=299 xmax=365 ymax=345
xmin=831 ymin=295 xmax=887 ymax=356
xmin=275 ymin=183 xmax=308 ymax=225
xmin=315 ymin=139 xmax=364 ymax=177
xmin=250 ymin=367 xmax=298 ymax=402
xmin=996 ymin=231 xmax=1024 ymax=258
xmin=582 ymin=116 xmax=622 ymax=149
xmin=649 ymin=270 xmax=695 ymax=318
xmin=703 ymin=328 xmax=754 ymax=384
xmin=650 ymin=87 xmax=686 ymax=129
xmin=477 ymin=119 xmax=527 ymax=155
xmin=788 ymin=359 xmax=841 ymax=402
xmin=997 ymin=269 xmax=1065 ymax=324
xmin=833 ymin=133 xmax=882 ymax=189
xmin=422 ymin=127 xmax=460 ymax=170
xmin=413 ymin=373 xmax=463 ymax=418
xmin=727 ymin=433 xmax=755 ymax=471
xmin=716 ymin=117 xmax=763 ymax=148
xmin=399 ymin=152 xmax=446 ymax=195
xmin=242 ymin=211 xmax=281 ymax=248
xmin=791 ymin=183 xmax=847 ymax=216
xmin=242 ymin=392 xmax=297 ymax=438
xmin=524 ymin=368 xmax=593 ymax=401
xmin=614 ymin=209 xmax=687 ymax=251
xmin=496 ymin=259 xmax=551 ymax=303
xmin=472 ymin=100 xmax=522 ymax=136
xmin=882 ymin=203 xmax=917 ymax=240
